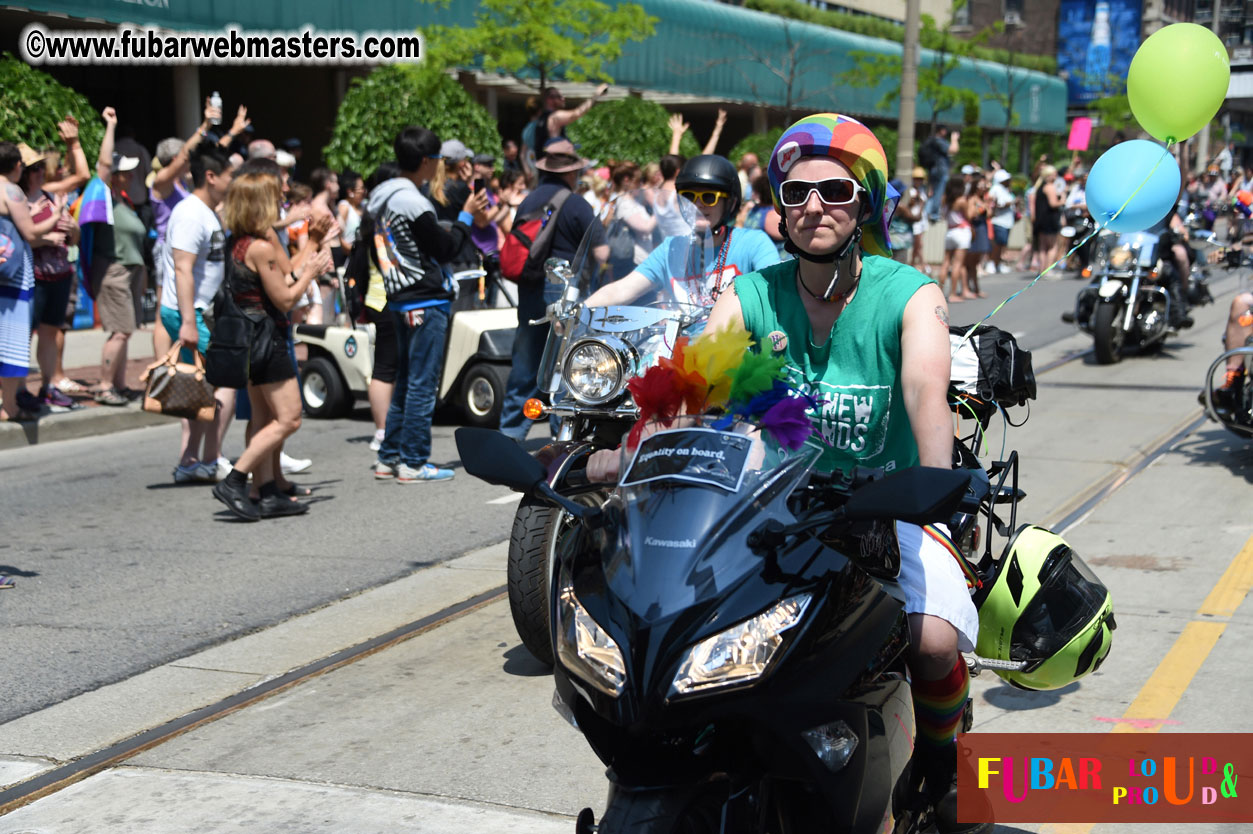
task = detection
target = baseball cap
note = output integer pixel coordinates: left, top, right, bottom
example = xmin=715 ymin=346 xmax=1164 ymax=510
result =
xmin=112 ymin=151 xmax=140 ymax=173
xmin=440 ymin=140 xmax=473 ymax=162
xmin=961 ymin=164 xmax=977 ymax=175
xmin=993 ymin=169 xmax=1012 ymax=184
xmin=275 ymin=150 xmax=297 ymax=168
xmin=912 ymin=166 xmax=927 ymax=180
xmin=472 ymin=153 xmax=496 ymax=166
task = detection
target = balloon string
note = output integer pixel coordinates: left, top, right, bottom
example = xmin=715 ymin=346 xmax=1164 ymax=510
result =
xmin=953 ymin=142 xmax=1176 ymax=351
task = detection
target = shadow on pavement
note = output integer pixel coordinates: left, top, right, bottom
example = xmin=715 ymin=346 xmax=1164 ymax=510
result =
xmin=982 ymin=680 xmax=1080 ymax=712
xmin=0 ymin=564 xmax=39 ymax=578
xmin=502 ymin=644 xmax=553 ymax=678
xmin=1173 ymin=425 xmax=1253 ymax=484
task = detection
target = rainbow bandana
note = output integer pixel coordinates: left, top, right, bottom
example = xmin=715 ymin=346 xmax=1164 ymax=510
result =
xmin=767 ymin=114 xmax=898 ymax=258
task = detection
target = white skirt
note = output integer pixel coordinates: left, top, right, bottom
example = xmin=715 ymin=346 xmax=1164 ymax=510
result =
xmin=895 ymin=522 xmax=980 ymax=653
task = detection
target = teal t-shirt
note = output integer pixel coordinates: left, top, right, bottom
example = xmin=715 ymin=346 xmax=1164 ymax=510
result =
xmin=734 ymin=256 xmax=935 ymax=475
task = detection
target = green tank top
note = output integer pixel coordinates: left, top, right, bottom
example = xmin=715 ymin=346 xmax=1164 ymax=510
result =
xmin=735 ymin=256 xmax=935 ymax=475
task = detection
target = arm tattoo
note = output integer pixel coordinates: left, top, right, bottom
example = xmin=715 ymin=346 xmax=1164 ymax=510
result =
xmin=935 ymin=305 xmax=949 ymax=327
xmin=4 ymin=182 xmax=24 ymax=202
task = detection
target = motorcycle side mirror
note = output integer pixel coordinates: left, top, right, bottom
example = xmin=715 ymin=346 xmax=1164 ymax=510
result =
xmin=455 ymin=427 xmax=546 ymax=492
xmin=546 ymin=258 xmax=571 ymax=284
xmin=843 ymin=467 xmax=972 ymax=526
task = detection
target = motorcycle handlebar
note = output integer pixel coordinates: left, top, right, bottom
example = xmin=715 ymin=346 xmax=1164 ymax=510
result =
xmin=564 ymin=469 xmax=589 ymax=488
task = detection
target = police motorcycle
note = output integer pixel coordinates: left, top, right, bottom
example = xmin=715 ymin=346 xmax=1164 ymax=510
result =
xmin=1064 ymin=218 xmax=1212 ymax=364
xmin=454 ymin=386 xmax=1115 ymax=832
xmin=509 ymin=190 xmax=737 ymax=665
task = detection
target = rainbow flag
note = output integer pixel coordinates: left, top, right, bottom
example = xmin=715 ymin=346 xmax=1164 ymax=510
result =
xmin=74 ymin=176 xmax=113 ymax=226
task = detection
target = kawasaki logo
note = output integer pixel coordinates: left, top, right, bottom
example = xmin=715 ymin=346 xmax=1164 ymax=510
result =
xmin=645 ymin=536 xmax=697 ymax=548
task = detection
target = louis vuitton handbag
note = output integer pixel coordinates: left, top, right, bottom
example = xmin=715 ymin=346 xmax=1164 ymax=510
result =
xmin=140 ymin=345 xmax=217 ymax=423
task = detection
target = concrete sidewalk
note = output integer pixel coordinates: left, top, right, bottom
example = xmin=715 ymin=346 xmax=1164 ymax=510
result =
xmin=0 ymin=326 xmax=175 ymax=451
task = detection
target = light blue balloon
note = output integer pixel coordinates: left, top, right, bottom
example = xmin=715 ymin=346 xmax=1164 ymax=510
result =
xmin=1086 ymin=140 xmax=1181 ymax=233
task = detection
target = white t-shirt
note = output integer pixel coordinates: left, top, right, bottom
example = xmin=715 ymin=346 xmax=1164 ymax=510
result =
xmin=989 ymin=183 xmax=1016 ymax=229
xmin=162 ymin=194 xmax=226 ymax=311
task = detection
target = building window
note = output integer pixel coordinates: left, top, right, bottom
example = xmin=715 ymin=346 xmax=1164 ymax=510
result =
xmin=953 ymin=1 xmax=971 ymax=27
xmin=1004 ymin=0 xmax=1024 ymax=26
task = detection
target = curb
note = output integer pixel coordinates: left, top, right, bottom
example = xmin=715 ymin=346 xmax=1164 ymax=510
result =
xmin=0 ymin=404 xmax=176 ymax=452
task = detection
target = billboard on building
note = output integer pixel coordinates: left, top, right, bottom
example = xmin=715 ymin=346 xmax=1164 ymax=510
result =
xmin=1057 ymin=0 xmax=1144 ymax=105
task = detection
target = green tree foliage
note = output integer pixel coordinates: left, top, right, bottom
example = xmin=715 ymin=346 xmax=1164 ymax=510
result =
xmin=840 ymin=3 xmax=998 ymax=132
xmin=421 ymin=0 xmax=656 ymax=92
xmin=0 ymin=53 xmax=103 ymax=163
xmin=743 ymin=0 xmax=1056 ymax=73
xmin=323 ymin=66 xmax=501 ymax=178
xmin=566 ymin=98 xmax=699 ymax=166
xmin=728 ymin=128 xmax=785 ymax=166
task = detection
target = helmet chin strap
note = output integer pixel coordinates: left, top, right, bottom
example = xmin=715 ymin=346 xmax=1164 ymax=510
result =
xmin=785 ymin=226 xmax=863 ymax=301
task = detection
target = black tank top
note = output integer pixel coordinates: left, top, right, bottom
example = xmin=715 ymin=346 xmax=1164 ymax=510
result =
xmin=231 ymin=236 xmax=289 ymax=327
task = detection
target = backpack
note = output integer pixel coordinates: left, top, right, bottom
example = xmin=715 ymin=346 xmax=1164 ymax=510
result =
xmin=949 ymin=324 xmax=1037 ymax=408
xmin=500 ymin=188 xmax=573 ymax=284
xmin=918 ymin=137 xmax=941 ymax=172
xmin=341 ymin=213 xmax=375 ymax=322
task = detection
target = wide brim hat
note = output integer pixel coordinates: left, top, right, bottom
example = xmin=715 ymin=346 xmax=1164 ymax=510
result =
xmin=535 ymin=138 xmax=589 ymax=174
xmin=17 ymin=143 xmax=46 ymax=168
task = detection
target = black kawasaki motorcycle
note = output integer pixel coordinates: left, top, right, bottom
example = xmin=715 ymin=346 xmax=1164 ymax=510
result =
xmin=457 ymin=423 xmax=1014 ymax=833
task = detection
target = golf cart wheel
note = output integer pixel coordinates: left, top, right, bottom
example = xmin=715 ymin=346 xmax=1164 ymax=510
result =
xmin=301 ymin=356 xmax=350 ymax=418
xmin=461 ymin=362 xmax=508 ymax=428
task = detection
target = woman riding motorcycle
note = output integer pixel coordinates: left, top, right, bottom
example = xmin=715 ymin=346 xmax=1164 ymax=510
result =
xmin=582 ymin=154 xmax=779 ymax=312
xmin=588 ymin=114 xmax=985 ymax=834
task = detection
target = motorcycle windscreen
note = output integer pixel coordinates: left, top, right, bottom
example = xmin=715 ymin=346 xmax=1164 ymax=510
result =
xmin=604 ymin=425 xmax=820 ymax=622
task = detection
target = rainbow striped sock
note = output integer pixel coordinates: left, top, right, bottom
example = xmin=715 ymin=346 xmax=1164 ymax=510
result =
xmin=912 ymin=657 xmax=970 ymax=748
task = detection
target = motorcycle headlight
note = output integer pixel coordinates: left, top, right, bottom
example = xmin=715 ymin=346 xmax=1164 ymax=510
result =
xmin=670 ymin=594 xmax=811 ymax=698
xmin=562 ymin=337 xmax=629 ymax=405
xmin=1108 ymin=245 xmax=1134 ymax=269
xmin=556 ymin=579 xmax=626 ymax=698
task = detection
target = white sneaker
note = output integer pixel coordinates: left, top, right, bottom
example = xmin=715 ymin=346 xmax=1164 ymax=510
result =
xmin=373 ymin=460 xmax=397 ymax=480
xmin=280 ymin=452 xmax=312 ymax=475
xmin=999 ymin=263 xmax=1011 ymax=274
xmin=369 ymin=429 xmax=384 ymax=452
xmin=212 ymin=456 xmax=233 ymax=481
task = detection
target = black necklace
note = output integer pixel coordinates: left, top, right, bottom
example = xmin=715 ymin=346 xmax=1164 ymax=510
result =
xmin=798 ymin=255 xmax=861 ymax=304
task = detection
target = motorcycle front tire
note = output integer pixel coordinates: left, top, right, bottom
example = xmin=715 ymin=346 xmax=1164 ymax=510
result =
xmin=507 ymin=496 xmax=558 ymax=667
xmin=597 ymin=785 xmax=726 ymax=834
xmin=1093 ymin=302 xmax=1126 ymax=365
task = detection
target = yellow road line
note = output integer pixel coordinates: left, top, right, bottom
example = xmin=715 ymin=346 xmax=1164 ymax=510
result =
xmin=1110 ymin=621 xmax=1227 ymax=734
xmin=1037 ymin=532 xmax=1253 ymax=834
xmin=1198 ymin=536 xmax=1253 ymax=618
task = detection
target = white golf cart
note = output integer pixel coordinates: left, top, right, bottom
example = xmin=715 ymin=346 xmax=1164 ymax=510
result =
xmin=295 ymin=268 xmax=517 ymax=427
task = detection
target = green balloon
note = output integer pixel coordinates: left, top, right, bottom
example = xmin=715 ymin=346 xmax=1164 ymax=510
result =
xmin=1128 ymin=23 xmax=1230 ymax=143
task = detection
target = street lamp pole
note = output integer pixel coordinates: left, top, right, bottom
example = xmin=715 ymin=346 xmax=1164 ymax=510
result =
xmin=1197 ymin=0 xmax=1222 ymax=173
xmin=896 ymin=0 xmax=922 ymax=180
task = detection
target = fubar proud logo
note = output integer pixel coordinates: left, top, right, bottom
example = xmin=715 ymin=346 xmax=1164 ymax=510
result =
xmin=958 ymin=733 xmax=1250 ymax=824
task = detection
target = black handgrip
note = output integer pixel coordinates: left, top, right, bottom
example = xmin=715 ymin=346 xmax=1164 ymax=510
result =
xmin=564 ymin=468 xmax=589 ymax=488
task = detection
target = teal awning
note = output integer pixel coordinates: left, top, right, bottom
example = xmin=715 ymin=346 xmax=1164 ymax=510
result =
xmin=15 ymin=0 xmax=1067 ymax=132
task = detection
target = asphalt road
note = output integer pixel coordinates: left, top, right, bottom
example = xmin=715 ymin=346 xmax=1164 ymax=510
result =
xmin=0 ymin=414 xmax=550 ymax=724
xmin=0 ymin=261 xmax=1244 ymax=726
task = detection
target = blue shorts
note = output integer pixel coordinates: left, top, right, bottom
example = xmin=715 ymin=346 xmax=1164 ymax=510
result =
xmin=992 ymin=225 xmax=1011 ymax=247
xmin=160 ymin=306 xmax=211 ymax=360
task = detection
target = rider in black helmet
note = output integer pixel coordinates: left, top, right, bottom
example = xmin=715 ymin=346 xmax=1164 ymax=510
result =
xmin=583 ymin=155 xmax=779 ymax=315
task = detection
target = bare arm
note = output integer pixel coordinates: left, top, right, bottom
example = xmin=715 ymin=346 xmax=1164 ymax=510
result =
xmin=900 ymin=283 xmax=954 ymax=469
xmin=95 ymin=107 xmax=117 ymax=180
xmin=668 ymin=113 xmax=689 ymax=156
xmin=702 ymin=109 xmax=727 ymax=156
xmin=549 ymin=83 xmax=608 ymax=133
xmin=705 ymin=281 xmax=747 ymax=333
xmin=171 ymin=248 xmax=201 ymax=347
xmin=1045 ymin=183 xmax=1064 ymax=209
xmin=43 ymin=118 xmax=90 ymax=196
xmin=4 ymin=184 xmax=62 ymax=239
xmin=249 ymin=238 xmax=329 ymax=313
xmin=216 ymin=105 xmax=250 ymax=150
xmin=582 ymin=270 xmax=656 ymax=308
xmin=155 ymin=99 xmax=217 ymax=196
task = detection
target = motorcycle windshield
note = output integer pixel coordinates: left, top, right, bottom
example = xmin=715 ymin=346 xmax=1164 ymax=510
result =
xmin=538 ymin=191 xmax=713 ymax=396
xmin=603 ymin=422 xmax=822 ymax=622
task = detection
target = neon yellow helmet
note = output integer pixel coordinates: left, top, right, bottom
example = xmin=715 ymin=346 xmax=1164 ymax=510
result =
xmin=975 ymin=525 xmax=1116 ymax=691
